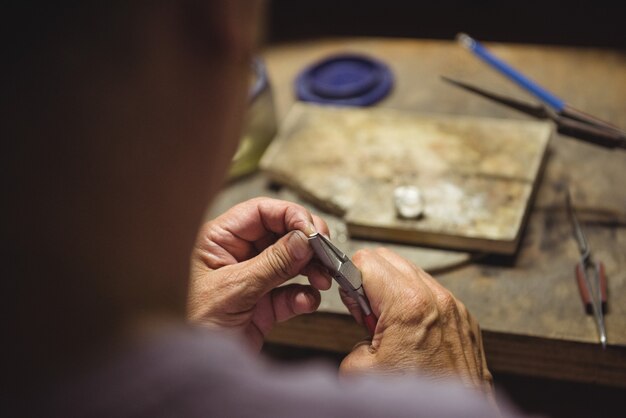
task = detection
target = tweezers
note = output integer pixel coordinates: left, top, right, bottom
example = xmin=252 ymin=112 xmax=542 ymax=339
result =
xmin=441 ymin=76 xmax=626 ymax=150
xmin=566 ymin=190 xmax=608 ymax=348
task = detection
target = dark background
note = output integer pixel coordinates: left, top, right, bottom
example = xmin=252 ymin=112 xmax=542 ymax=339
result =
xmin=267 ymin=0 xmax=625 ymax=49
xmin=264 ymin=2 xmax=625 ymax=417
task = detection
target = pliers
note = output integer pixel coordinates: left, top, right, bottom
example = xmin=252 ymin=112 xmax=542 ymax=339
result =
xmin=308 ymin=232 xmax=378 ymax=335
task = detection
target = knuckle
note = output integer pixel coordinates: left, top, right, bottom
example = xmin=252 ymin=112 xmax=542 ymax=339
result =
xmin=311 ymin=214 xmax=329 ymax=233
xmin=352 ymin=249 xmax=370 ymax=265
xmin=196 ymin=220 xmax=214 ymax=238
xmin=392 ymin=287 xmax=433 ymax=324
xmin=412 ymin=263 xmax=428 ymax=276
xmin=264 ymin=244 xmax=293 ymax=280
xmin=205 ymin=224 xmax=226 ymax=244
xmin=339 ymin=356 xmax=356 ymax=372
xmin=403 ymin=286 xmax=428 ymax=307
xmin=435 ymin=289 xmax=458 ymax=313
xmin=250 ymin=196 xmax=270 ymax=205
xmin=274 ymin=286 xmax=298 ymax=316
xmin=284 ymin=201 xmax=309 ymax=217
xmin=340 ymin=345 xmax=372 ymax=373
xmin=374 ymin=247 xmax=388 ymax=255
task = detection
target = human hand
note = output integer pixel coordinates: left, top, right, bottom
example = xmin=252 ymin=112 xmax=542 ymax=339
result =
xmin=340 ymin=248 xmax=493 ymax=393
xmin=187 ymin=198 xmax=331 ymax=351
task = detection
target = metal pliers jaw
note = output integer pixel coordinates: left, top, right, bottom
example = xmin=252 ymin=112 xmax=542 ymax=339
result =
xmin=307 ymin=232 xmax=373 ymax=317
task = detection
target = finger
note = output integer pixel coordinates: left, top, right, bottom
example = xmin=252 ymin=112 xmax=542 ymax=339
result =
xmin=200 ymin=198 xmax=319 ymax=262
xmin=302 ymin=262 xmax=332 ymax=290
xmin=451 ymin=303 xmax=482 ymax=387
xmin=457 ymin=302 xmax=482 ymax=373
xmin=220 ymin=197 xmax=317 ymax=241
xmin=340 ymin=340 xmax=376 ymax=375
xmin=270 ymin=284 xmax=321 ymax=323
xmin=370 ymin=248 xmax=459 ymax=331
xmin=372 ymin=247 xmax=422 ymax=279
xmin=372 ymin=248 xmax=443 ymax=295
xmin=339 ymin=287 xmax=364 ymax=325
xmin=192 ymin=224 xmax=241 ymax=269
xmin=468 ymin=312 xmax=493 ymax=388
xmin=404 ymin=257 xmax=484 ymax=382
xmin=352 ymin=248 xmax=432 ymax=315
xmin=457 ymin=302 xmax=481 ymax=372
xmin=403 ymin=259 xmax=449 ymax=295
xmin=479 ymin=338 xmax=494 ymax=390
xmin=238 ymin=230 xmax=314 ymax=299
xmin=393 ymin=258 xmax=481 ymax=383
xmin=311 ymin=214 xmax=330 ymax=238
xmin=422 ymin=284 xmax=482 ymax=388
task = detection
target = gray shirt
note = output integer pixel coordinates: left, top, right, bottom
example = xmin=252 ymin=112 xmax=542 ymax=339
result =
xmin=37 ymin=326 xmax=518 ymax=417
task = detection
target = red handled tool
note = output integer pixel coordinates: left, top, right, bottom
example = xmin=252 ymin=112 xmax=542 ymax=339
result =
xmin=566 ymin=190 xmax=608 ymax=348
xmin=441 ymin=76 xmax=626 ymax=150
xmin=308 ymin=232 xmax=378 ymax=335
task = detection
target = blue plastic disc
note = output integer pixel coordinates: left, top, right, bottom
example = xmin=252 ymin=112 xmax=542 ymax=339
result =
xmin=295 ymin=54 xmax=394 ymax=106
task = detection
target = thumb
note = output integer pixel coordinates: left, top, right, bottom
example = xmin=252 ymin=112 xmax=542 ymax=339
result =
xmin=340 ymin=340 xmax=376 ymax=375
xmin=241 ymin=230 xmax=313 ymax=298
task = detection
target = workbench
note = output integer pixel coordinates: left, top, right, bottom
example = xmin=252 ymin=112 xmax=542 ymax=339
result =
xmin=208 ymin=38 xmax=626 ymax=388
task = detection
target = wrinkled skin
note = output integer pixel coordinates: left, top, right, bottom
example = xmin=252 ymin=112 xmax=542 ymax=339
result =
xmin=188 ymin=199 xmax=493 ymax=395
xmin=188 ymin=198 xmax=331 ymax=351
xmin=340 ymin=248 xmax=493 ymax=394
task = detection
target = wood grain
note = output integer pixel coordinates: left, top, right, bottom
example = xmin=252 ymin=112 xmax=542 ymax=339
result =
xmin=266 ymin=313 xmax=626 ymax=388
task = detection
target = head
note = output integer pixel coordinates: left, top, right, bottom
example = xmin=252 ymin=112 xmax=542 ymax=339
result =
xmin=6 ymin=0 xmax=265 ymax=373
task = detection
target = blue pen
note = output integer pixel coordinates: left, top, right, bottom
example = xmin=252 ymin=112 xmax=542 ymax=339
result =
xmin=456 ymin=33 xmax=623 ymax=134
xmin=457 ymin=33 xmax=565 ymax=111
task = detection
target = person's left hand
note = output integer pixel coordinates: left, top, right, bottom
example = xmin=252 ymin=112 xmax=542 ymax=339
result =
xmin=188 ymin=198 xmax=331 ymax=351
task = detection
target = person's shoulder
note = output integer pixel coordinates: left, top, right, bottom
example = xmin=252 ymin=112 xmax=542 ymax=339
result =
xmin=31 ymin=325 xmax=522 ymax=418
xmin=33 ymin=325 xmax=251 ymax=418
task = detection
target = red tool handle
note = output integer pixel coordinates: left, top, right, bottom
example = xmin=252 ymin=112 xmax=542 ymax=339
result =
xmin=575 ymin=261 xmax=608 ymax=314
xmin=363 ymin=312 xmax=378 ymax=336
xmin=575 ymin=263 xmax=592 ymax=314
xmin=598 ymin=261 xmax=608 ymax=313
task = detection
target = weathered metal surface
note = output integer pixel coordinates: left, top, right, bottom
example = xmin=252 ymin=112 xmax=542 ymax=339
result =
xmin=261 ymin=103 xmax=551 ymax=253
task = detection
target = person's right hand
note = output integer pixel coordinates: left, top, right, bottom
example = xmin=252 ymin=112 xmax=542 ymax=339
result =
xmin=339 ymin=248 xmax=493 ymax=393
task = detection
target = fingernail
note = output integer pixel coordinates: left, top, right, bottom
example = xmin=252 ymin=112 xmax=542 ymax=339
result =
xmin=299 ymin=291 xmax=315 ymax=306
xmin=300 ymin=289 xmax=320 ymax=310
xmin=288 ymin=230 xmax=311 ymax=261
xmin=302 ymin=221 xmax=317 ymax=237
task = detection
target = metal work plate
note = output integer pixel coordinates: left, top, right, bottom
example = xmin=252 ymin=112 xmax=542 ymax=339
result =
xmin=261 ymin=103 xmax=552 ymax=254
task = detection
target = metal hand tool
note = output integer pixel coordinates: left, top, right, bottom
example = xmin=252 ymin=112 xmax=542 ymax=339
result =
xmin=566 ymin=190 xmax=608 ymax=348
xmin=441 ymin=76 xmax=626 ymax=149
xmin=455 ymin=33 xmax=626 ymax=150
xmin=308 ymin=232 xmax=378 ymax=335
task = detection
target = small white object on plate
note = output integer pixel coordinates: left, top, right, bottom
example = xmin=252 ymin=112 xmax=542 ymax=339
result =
xmin=394 ymin=185 xmax=425 ymax=219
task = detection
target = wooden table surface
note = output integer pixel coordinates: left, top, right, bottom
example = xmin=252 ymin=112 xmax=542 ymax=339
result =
xmin=209 ymin=38 xmax=626 ymax=387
